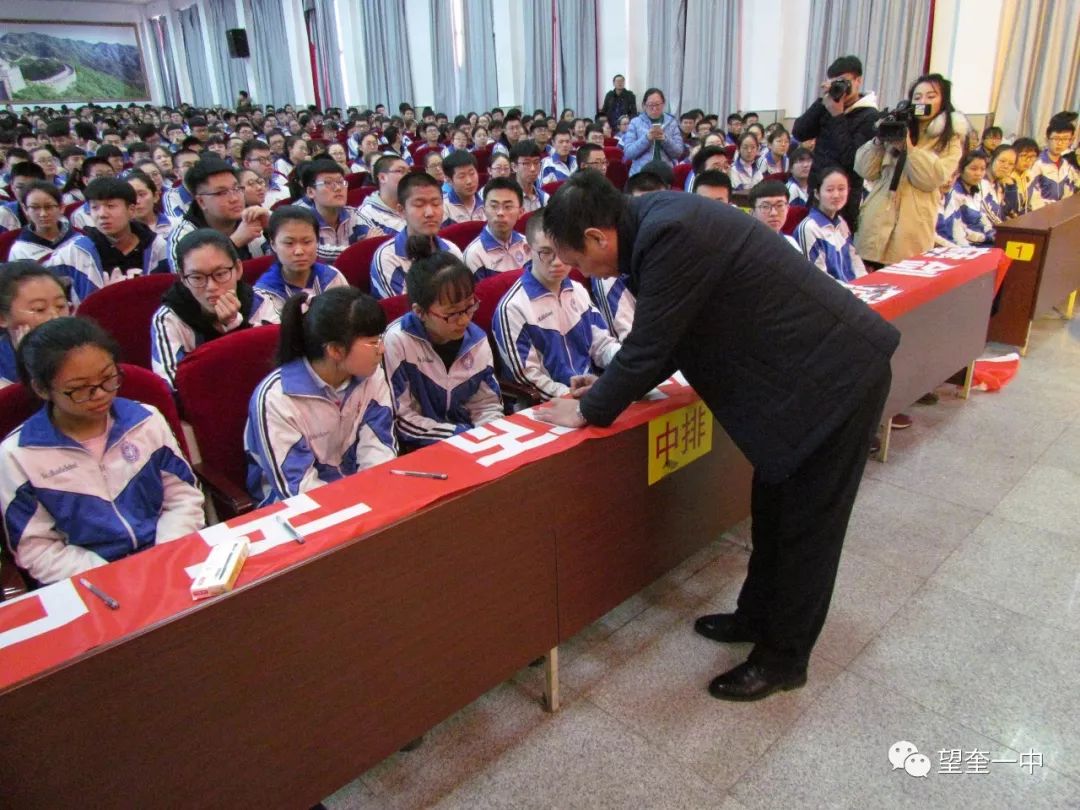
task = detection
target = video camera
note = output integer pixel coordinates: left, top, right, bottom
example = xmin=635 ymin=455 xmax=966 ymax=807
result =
xmin=827 ymin=78 xmax=852 ymax=102
xmin=876 ymin=100 xmax=932 ymax=142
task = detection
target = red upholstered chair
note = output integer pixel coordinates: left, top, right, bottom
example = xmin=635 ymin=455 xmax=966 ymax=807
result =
xmin=63 ymin=200 xmax=84 ymax=219
xmin=723 ymin=144 xmax=737 ymax=161
xmin=603 ymin=137 xmax=619 ymax=147
xmin=606 ymin=160 xmax=629 ymax=191
xmin=472 ymin=269 xmax=541 ymax=411
xmin=413 ymin=145 xmax=437 ymax=167
xmin=241 ymin=254 xmax=276 ymax=285
xmin=345 ymin=171 xmax=367 ymax=189
xmin=568 ymin=268 xmax=588 ymax=285
xmin=541 ymin=180 xmax=565 ymax=196
xmin=76 ymin=274 xmax=176 ymax=370
xmin=335 ymin=235 xmax=391 ymax=292
xmin=672 ymin=163 xmax=693 ymax=191
xmin=378 ymin=293 xmax=410 ymax=323
xmin=763 ymin=172 xmax=789 ymax=183
xmin=602 ymin=146 xmax=625 ymax=164
xmin=438 ymin=220 xmax=485 ymax=252
xmin=347 ymin=186 xmax=377 ymax=207
xmin=0 ymin=228 xmax=19 ymax=261
xmin=473 ymin=146 xmax=492 ymax=173
xmin=175 ymin=324 xmax=280 ymax=518
xmin=476 ymin=171 xmax=489 ymax=188
xmin=782 ymin=205 xmax=810 ymax=236
xmin=513 ymin=211 xmax=536 ymax=235
xmin=271 ymin=197 xmax=295 ymax=211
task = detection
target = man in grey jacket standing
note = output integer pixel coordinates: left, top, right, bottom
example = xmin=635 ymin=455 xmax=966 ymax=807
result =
xmin=536 ymin=172 xmax=899 ymax=701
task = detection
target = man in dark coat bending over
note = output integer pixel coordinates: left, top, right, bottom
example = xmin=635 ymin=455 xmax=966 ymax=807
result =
xmin=535 ymin=171 xmax=900 ymax=701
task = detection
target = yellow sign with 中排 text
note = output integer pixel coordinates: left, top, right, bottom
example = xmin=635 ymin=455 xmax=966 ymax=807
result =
xmin=647 ymin=400 xmax=713 ymax=485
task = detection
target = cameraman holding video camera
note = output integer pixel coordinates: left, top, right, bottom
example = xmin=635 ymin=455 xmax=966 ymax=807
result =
xmin=853 ymin=73 xmax=966 ymax=267
xmin=792 ymin=55 xmax=879 ymax=230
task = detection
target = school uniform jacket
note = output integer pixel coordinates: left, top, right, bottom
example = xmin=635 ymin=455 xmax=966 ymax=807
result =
xmin=786 ymin=179 xmax=810 ymax=207
xmin=0 ymin=200 xmax=25 ymax=233
xmin=47 ymin=226 xmax=170 ymax=308
xmin=442 ymin=189 xmax=486 ymax=225
xmin=729 ymin=156 xmax=764 ymax=191
xmin=590 ymin=275 xmax=636 ymax=341
xmin=576 ymin=192 xmax=900 ymax=483
xmin=540 ymin=155 xmax=577 ymax=185
xmin=492 ymin=263 xmax=621 ymax=400
xmin=8 ymin=222 xmax=78 ymax=263
xmin=370 ymin=230 xmax=463 ymax=299
xmin=166 ymin=204 xmax=270 ymax=274
xmin=1027 ymin=150 xmax=1080 ymax=210
xmin=244 ymin=358 xmax=397 ymax=507
xmin=357 ymin=192 xmax=406 ymax=236
xmin=162 ymin=185 xmax=194 ymax=220
xmin=252 ymin=261 xmax=348 ymax=315
xmin=795 ymin=207 xmax=867 ymax=283
xmin=0 ymin=333 xmax=17 ymax=388
xmin=382 ymin=313 xmax=503 ymax=447
xmin=940 ymin=178 xmax=995 ymax=246
xmin=462 ymin=226 xmax=531 ymax=281
xmin=0 ymin=398 xmax=205 ymax=585
xmin=295 ymin=198 xmax=373 ymax=263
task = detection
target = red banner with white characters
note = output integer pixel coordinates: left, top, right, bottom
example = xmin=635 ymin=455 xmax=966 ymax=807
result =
xmin=0 ymin=249 xmax=1004 ymax=691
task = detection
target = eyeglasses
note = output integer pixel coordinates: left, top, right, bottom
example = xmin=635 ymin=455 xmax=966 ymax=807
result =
xmin=60 ymin=368 xmax=124 ymax=403
xmin=754 ymin=201 xmax=788 ymax=214
xmin=428 ymin=298 xmax=481 ymax=323
xmin=584 ymin=160 xmax=609 ymax=170
xmin=197 ymin=186 xmax=243 ymax=198
xmin=535 ymin=247 xmax=557 ymax=262
xmin=314 ymin=179 xmax=348 ymax=190
xmin=183 ymin=266 xmax=236 ymax=287
xmin=1048 ymin=136 xmax=1073 ymax=144
xmin=244 ymin=177 xmax=267 ymax=188
xmin=515 ymin=159 xmax=541 ymax=169
xmin=356 ymin=334 xmax=385 ymax=349
xmin=26 ymin=203 xmax=60 ymax=213
xmin=246 ymin=155 xmax=272 ymax=164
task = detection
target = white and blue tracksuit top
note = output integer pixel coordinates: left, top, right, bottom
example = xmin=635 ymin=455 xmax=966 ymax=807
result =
xmin=795 ymin=207 xmax=866 ymax=283
xmin=8 ymin=222 xmax=78 ymax=263
xmin=244 ymin=358 xmax=398 ymax=507
xmin=252 ymin=261 xmax=349 ymax=315
xmin=382 ymin=312 xmax=503 ymax=447
xmin=787 ymin=179 xmax=810 ymax=207
xmin=295 ymin=198 xmax=374 ymax=263
xmin=462 ymin=225 xmax=531 ymax=281
xmin=162 ymin=185 xmax=194 ymax=220
xmin=729 ymin=156 xmax=764 ymax=191
xmin=1027 ymin=149 xmax=1079 ymax=210
xmin=47 ymin=232 xmax=170 ymax=308
xmin=370 ymin=230 xmax=464 ymax=299
xmin=540 ymin=155 xmax=577 ymax=185
xmin=492 ymin=264 xmax=622 ymax=400
xmin=0 ymin=333 xmax=18 ymax=388
xmin=0 ymin=201 xmax=23 ymax=233
xmin=939 ymin=179 xmax=995 ymax=246
xmin=442 ymin=189 xmax=486 ymax=225
xmin=0 ymin=398 xmax=205 ymax=585
xmin=590 ymin=274 xmax=636 ymax=341
xmin=357 ymin=192 xmax=406 ymax=236
xmin=758 ymin=151 xmax=789 ymax=175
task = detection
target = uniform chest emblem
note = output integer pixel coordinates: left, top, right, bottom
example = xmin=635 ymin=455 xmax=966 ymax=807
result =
xmin=120 ymin=441 xmax=140 ymax=463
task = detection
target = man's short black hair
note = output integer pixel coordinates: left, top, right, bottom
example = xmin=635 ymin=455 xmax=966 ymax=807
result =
xmin=727 ymin=113 xmax=744 ymax=125
xmin=483 ymin=176 xmax=524 ymax=205
xmin=397 ymin=171 xmax=442 ymax=204
xmin=692 ymin=170 xmax=732 ymax=193
xmin=442 ymin=149 xmax=477 ymax=180
xmin=84 ymin=176 xmax=136 ymax=205
xmin=625 ymin=172 xmax=667 ymax=194
xmin=373 ymin=153 xmax=405 ymax=176
xmin=827 ymin=55 xmax=863 ymax=79
xmin=1012 ymin=136 xmax=1039 ymax=154
xmin=748 ymin=180 xmax=789 ymax=205
xmin=45 ymin=119 xmax=70 ymax=138
xmin=509 ymin=139 xmax=542 ymax=160
xmin=95 ymin=144 xmax=123 ymax=160
xmin=10 ymin=161 xmax=45 ymax=181
xmin=240 ymin=138 xmax=272 ymax=161
xmin=692 ymin=145 xmax=729 ymax=175
xmin=638 ymin=159 xmax=674 ymax=186
xmin=981 ymin=126 xmax=1004 ymax=139
xmin=183 ymin=156 xmax=238 ymax=194
xmin=576 ymin=143 xmax=604 ymax=166
xmin=542 ymin=170 xmax=627 ymax=250
xmin=301 ymin=158 xmax=345 ymax=187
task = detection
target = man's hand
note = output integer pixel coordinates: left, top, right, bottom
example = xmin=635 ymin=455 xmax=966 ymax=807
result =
xmin=822 ymin=90 xmax=845 ymax=117
xmin=232 ymin=206 xmax=270 ymax=245
xmin=212 ymin=290 xmax=242 ymax=330
xmin=569 ymin=374 xmax=598 ymax=397
xmin=533 ymin=396 xmax=587 ymax=428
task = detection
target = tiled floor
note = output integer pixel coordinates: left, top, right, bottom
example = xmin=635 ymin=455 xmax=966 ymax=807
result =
xmin=325 ymin=314 xmax=1080 ymax=809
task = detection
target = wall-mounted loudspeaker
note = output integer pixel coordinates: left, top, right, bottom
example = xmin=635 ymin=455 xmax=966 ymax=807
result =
xmin=226 ymin=28 xmax=250 ymax=59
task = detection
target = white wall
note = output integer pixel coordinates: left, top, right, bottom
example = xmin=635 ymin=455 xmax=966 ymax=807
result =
xmin=929 ymin=0 xmax=1005 ymax=120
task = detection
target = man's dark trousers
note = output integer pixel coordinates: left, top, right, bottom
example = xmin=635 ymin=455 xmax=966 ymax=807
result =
xmin=736 ymin=367 xmax=891 ymax=673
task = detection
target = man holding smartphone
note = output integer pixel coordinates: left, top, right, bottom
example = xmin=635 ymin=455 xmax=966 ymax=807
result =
xmin=622 ymin=88 xmax=685 ymax=177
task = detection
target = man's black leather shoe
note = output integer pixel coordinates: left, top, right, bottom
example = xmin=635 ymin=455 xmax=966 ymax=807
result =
xmin=694 ymin=612 xmax=760 ymax=644
xmin=707 ymin=662 xmax=807 ymax=702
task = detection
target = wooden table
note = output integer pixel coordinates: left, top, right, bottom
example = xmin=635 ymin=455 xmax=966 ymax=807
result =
xmin=989 ymin=194 xmax=1080 ymax=353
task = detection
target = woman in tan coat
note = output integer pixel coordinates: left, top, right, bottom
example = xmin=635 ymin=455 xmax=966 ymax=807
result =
xmin=854 ymin=74 xmax=967 ymax=266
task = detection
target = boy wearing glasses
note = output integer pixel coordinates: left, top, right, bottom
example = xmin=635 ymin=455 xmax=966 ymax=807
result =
xmin=492 ymin=211 xmax=621 ymax=400
xmin=463 ymin=177 xmax=530 ymax=280
xmin=298 ymin=159 xmax=379 ymax=263
xmin=240 ymin=140 xmax=291 ymax=207
xmin=166 ymin=157 xmax=271 ymax=274
xmin=510 ymin=140 xmax=548 ymax=212
xmin=48 ymin=177 xmax=170 ymax=308
xmin=1028 ymin=119 xmax=1079 ymax=210
xmin=749 ymin=181 xmax=801 ymax=251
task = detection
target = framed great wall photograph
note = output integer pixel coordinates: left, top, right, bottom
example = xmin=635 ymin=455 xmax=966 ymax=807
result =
xmin=0 ymin=20 xmax=150 ymax=103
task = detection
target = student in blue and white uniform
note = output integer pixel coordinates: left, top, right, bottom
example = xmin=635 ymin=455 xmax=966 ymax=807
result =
xmin=152 ymin=229 xmax=279 ymax=390
xmin=0 ymin=317 xmax=204 ymax=584
xmin=686 ymin=145 xmax=731 ymax=192
xmin=296 ymin=159 xmax=378 ymax=264
xmin=126 ymin=171 xmax=173 ymax=237
xmin=729 ymin=133 xmax=764 ymax=191
xmin=0 ymin=262 xmax=71 ymax=389
xmin=371 ymin=173 xmax=463 ymax=299
xmin=161 ymin=148 xmax=200 ymax=220
xmin=591 ymin=274 xmax=636 ymax=342
xmin=48 ymin=178 xmax=170 ymax=308
xmin=795 ymin=167 xmax=866 ymax=283
xmin=493 ymin=211 xmax=621 ymax=400
xmin=8 ymin=182 xmax=77 ymax=263
xmin=786 ymin=147 xmax=813 ymax=207
xmin=540 ymin=124 xmax=577 ymax=185
xmin=244 ymin=286 xmax=396 ymax=507
xmin=273 ymin=136 xmax=310 ymax=182
xmin=241 ymin=140 xmax=292 ymax=208
xmin=0 ymin=162 xmax=45 ymax=233
xmin=983 ymin=145 xmax=1020 ymax=225
xmin=442 ymin=151 xmax=486 ymax=225
xmin=66 ymin=157 xmax=121 ymax=232
xmin=758 ymin=127 xmax=791 ymax=175
xmin=253 ymin=205 xmax=348 ymax=315
xmin=357 ymin=154 xmax=409 ymax=237
xmin=940 ymin=152 xmax=996 ymax=246
xmin=1028 ymin=119 xmax=1079 ymax=210
xmin=463 ymin=177 xmax=530 ymax=281
xmin=382 ymin=247 xmax=503 ymax=448
xmin=750 ymin=180 xmax=802 ymax=252
xmin=511 ymin=140 xmax=549 ymax=213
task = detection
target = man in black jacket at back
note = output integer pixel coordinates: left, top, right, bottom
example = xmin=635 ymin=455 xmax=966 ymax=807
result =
xmin=793 ymin=54 xmax=879 ymax=231
xmin=599 ymin=74 xmax=638 ymax=124
xmin=536 ymin=172 xmax=899 ymax=701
